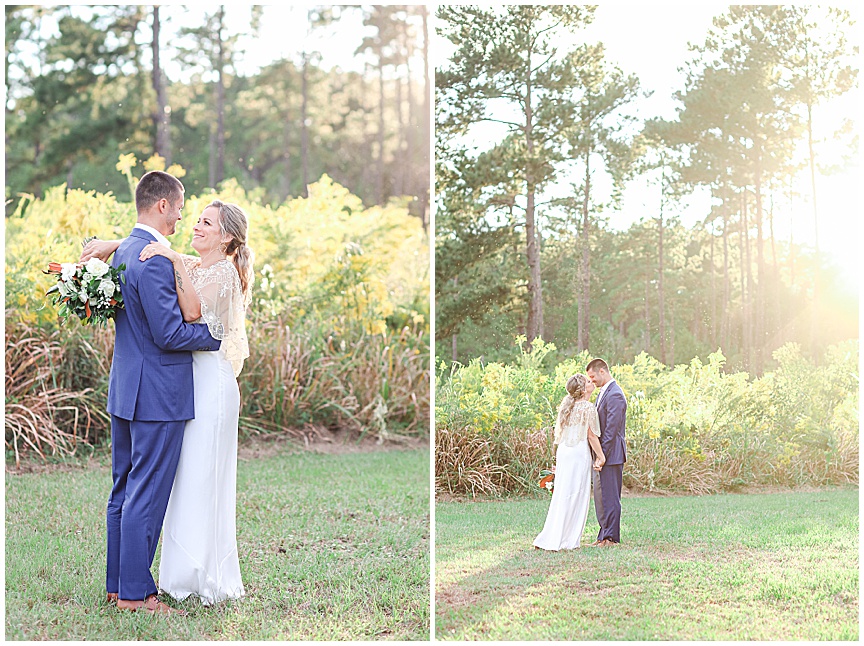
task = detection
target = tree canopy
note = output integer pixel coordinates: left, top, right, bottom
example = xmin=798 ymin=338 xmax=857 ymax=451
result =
xmin=435 ymin=4 xmax=858 ymax=374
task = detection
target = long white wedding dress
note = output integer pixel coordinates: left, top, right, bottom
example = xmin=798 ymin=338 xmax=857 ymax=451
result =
xmin=533 ymin=400 xmax=601 ymax=551
xmin=159 ymin=258 xmax=249 ymax=604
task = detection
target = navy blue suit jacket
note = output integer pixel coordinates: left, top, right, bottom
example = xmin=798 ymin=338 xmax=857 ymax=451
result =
xmin=107 ymin=228 xmax=221 ymax=421
xmin=596 ymin=380 xmax=627 ymax=465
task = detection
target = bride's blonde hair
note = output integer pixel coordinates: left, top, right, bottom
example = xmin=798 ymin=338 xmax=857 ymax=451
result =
xmin=208 ymin=199 xmax=254 ymax=298
xmin=556 ymin=374 xmax=588 ymax=429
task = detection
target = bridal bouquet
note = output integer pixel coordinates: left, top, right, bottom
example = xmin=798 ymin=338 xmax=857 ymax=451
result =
xmin=538 ymin=468 xmax=555 ymax=493
xmin=44 ymin=249 xmax=126 ymax=327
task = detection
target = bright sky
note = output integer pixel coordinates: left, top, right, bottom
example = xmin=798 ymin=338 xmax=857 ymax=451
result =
xmin=434 ymin=3 xmax=861 ymax=293
xmin=176 ymin=5 xmax=373 ymax=78
xmin=9 ymin=5 xmax=410 ymax=83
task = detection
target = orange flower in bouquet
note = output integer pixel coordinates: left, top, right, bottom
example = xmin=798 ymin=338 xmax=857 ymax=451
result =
xmin=538 ymin=468 xmax=555 ymax=493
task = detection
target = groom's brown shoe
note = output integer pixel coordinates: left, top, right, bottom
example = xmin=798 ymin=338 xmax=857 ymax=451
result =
xmin=106 ymin=592 xmax=118 ymax=604
xmin=117 ymin=595 xmax=186 ymax=616
xmin=598 ymin=539 xmax=618 ymax=547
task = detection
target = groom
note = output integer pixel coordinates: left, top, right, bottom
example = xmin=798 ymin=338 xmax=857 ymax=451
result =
xmin=586 ymin=358 xmax=627 ymax=546
xmin=103 ymin=171 xmax=221 ymax=614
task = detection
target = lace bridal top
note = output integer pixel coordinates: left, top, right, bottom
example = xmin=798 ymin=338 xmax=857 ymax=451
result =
xmin=554 ymin=400 xmax=601 ymax=447
xmin=182 ymin=256 xmax=250 ymax=377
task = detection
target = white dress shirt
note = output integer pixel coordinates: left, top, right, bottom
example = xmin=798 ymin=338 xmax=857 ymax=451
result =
xmin=133 ymin=223 xmax=172 ymax=248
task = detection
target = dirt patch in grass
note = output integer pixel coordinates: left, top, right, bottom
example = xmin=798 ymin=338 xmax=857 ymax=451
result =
xmin=436 ymin=482 xmax=850 ymax=502
xmin=239 ymin=426 xmax=427 ymax=460
xmin=5 ymin=454 xmax=106 ymax=476
xmin=436 ymin=585 xmax=482 ymax=611
xmin=7 ymin=427 xmax=428 ymax=474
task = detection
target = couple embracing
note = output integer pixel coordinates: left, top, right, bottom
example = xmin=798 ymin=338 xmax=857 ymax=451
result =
xmin=81 ymin=171 xmax=254 ymax=613
xmin=534 ymin=359 xmax=627 ymax=551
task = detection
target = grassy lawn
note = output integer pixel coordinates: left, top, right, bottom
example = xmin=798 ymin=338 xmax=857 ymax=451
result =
xmin=5 ymin=446 xmax=430 ymax=640
xmin=435 ymin=487 xmax=858 ymax=641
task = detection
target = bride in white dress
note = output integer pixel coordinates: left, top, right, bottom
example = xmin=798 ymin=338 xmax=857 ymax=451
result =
xmin=534 ymin=374 xmax=606 ymax=551
xmin=90 ymin=200 xmax=253 ymax=604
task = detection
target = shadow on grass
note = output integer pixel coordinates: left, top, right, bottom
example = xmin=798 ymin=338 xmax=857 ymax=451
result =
xmin=435 ymin=487 xmax=859 ymax=641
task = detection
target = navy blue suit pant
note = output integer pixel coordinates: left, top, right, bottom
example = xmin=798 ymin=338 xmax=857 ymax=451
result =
xmin=593 ymin=463 xmax=623 ymax=543
xmin=106 ymin=415 xmax=185 ymax=600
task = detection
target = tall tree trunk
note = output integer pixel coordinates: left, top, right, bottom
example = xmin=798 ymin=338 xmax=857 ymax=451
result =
xmin=742 ymin=190 xmax=753 ymax=372
xmin=788 ymin=174 xmax=796 ymax=289
xmin=754 ymin=146 xmax=765 ymax=374
xmin=721 ymin=199 xmax=730 ymax=353
xmin=360 ymin=63 xmax=373 ymax=202
xmin=282 ymin=116 xmax=292 ymax=200
xmin=208 ymin=125 xmax=216 ymax=188
xmin=405 ymin=42 xmax=415 ymax=204
xmin=643 ymin=273 xmax=650 ymax=351
xmin=524 ymin=46 xmax=543 ymax=346
xmin=806 ymin=100 xmax=820 ymax=360
xmin=577 ymin=149 xmax=591 ymax=352
xmin=376 ymin=56 xmax=386 ymax=205
xmin=215 ymin=6 xmax=225 ymax=185
xmin=451 ymin=276 xmax=458 ymax=361
xmin=769 ymin=189 xmax=779 ymax=349
xmin=420 ymin=5 xmax=430 ymax=230
xmin=738 ymin=203 xmax=746 ymax=367
xmin=657 ymin=164 xmax=667 ymax=364
xmin=669 ymin=301 xmax=675 ymax=366
xmin=394 ymin=61 xmax=405 ymax=196
xmin=710 ymin=216 xmax=717 ymax=348
xmin=301 ymin=52 xmax=310 ymax=197
xmin=151 ymin=6 xmax=171 ymax=164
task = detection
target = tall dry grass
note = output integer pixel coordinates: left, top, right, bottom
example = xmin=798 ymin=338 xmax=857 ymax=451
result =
xmin=5 ymin=311 xmax=429 ymax=464
xmin=242 ymin=314 xmax=429 ymax=441
xmin=4 ymin=315 xmax=109 ymax=466
xmin=435 ymin=425 xmax=552 ymax=496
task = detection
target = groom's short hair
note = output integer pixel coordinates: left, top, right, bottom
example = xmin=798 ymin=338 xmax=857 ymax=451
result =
xmin=136 ymin=171 xmax=184 ymax=212
xmin=586 ymin=358 xmax=610 ymax=374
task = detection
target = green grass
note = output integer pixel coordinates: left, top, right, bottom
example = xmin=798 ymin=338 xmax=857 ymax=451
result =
xmin=435 ymin=488 xmax=858 ymax=640
xmin=5 ymin=447 xmax=430 ymax=640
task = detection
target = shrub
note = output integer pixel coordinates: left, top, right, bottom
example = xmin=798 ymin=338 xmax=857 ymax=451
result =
xmin=435 ymin=339 xmax=859 ymax=496
xmin=5 ymin=164 xmax=429 ymax=463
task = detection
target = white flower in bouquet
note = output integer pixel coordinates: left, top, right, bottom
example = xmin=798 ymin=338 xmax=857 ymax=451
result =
xmin=60 ymin=263 xmax=78 ymax=282
xmin=98 ymin=278 xmax=116 ymax=299
xmin=84 ymin=257 xmax=111 ymax=278
xmin=56 ymin=279 xmax=72 ymax=298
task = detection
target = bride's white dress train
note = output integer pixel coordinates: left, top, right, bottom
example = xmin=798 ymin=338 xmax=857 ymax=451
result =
xmin=533 ymin=400 xmax=600 ymax=551
xmin=159 ymin=349 xmax=245 ymax=604
xmin=533 ymin=440 xmax=593 ymax=550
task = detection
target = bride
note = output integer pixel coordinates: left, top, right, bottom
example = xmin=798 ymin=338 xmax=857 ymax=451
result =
xmin=85 ymin=200 xmax=253 ymax=604
xmin=533 ymin=374 xmax=605 ymax=551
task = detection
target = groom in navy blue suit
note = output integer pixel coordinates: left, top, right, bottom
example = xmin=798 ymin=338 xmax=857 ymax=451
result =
xmin=104 ymin=171 xmax=221 ymax=613
xmin=586 ymin=358 xmax=627 ymax=546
